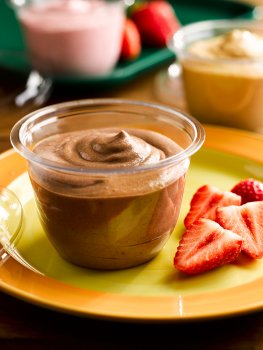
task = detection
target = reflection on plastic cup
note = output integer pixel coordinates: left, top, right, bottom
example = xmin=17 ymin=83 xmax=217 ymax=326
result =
xmin=0 ymin=186 xmax=23 ymax=263
xmin=0 ymin=186 xmax=41 ymax=273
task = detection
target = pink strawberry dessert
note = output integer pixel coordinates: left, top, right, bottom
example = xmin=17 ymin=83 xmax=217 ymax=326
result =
xmin=17 ymin=0 xmax=125 ymax=75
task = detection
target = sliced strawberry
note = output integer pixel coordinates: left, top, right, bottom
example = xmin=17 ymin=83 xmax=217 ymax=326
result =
xmin=231 ymin=178 xmax=263 ymax=204
xmin=184 ymin=185 xmax=241 ymax=228
xmin=174 ymin=218 xmax=243 ymax=275
xmin=131 ymin=0 xmax=180 ymax=47
xmin=120 ymin=18 xmax=141 ymax=61
xmin=216 ymin=201 xmax=263 ymax=259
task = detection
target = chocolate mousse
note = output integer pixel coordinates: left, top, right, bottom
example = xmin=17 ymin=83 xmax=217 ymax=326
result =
xmin=29 ymin=128 xmax=187 ymax=269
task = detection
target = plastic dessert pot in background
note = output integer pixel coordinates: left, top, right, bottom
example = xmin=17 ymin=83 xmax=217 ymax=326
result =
xmin=10 ymin=99 xmax=205 ymax=270
xmin=10 ymin=0 xmax=125 ymax=76
xmin=169 ymin=19 xmax=263 ymax=134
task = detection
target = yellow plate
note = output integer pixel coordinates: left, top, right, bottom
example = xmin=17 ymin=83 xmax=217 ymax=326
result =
xmin=1 ymin=125 xmax=263 ymax=321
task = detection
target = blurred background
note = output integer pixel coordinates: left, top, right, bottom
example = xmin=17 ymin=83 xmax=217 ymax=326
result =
xmin=0 ymin=0 xmax=263 ymax=151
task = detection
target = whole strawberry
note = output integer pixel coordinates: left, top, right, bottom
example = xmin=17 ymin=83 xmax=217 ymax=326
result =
xmin=131 ymin=0 xmax=180 ymax=47
xmin=120 ymin=18 xmax=141 ymax=61
xmin=231 ymin=178 xmax=263 ymax=204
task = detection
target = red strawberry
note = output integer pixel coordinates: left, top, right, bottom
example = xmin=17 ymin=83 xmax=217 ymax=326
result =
xmin=174 ymin=218 xmax=243 ymax=275
xmin=231 ymin=178 xmax=263 ymax=204
xmin=120 ymin=18 xmax=141 ymax=61
xmin=216 ymin=201 xmax=263 ymax=259
xmin=131 ymin=0 xmax=180 ymax=47
xmin=184 ymin=185 xmax=241 ymax=228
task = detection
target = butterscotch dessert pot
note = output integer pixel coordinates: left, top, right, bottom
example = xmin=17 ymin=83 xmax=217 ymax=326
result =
xmin=170 ymin=19 xmax=263 ymax=133
xmin=10 ymin=99 xmax=205 ymax=270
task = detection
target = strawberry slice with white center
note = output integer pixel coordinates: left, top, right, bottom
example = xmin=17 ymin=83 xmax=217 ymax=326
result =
xmin=184 ymin=185 xmax=241 ymax=228
xmin=174 ymin=218 xmax=243 ymax=275
xmin=216 ymin=201 xmax=263 ymax=259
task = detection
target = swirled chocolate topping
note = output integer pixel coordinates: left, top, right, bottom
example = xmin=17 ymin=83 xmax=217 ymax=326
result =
xmin=31 ymin=128 xmax=186 ymax=197
xmin=33 ymin=128 xmax=180 ymax=169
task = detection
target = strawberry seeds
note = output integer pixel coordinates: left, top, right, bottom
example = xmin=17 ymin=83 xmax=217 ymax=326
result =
xmin=174 ymin=179 xmax=263 ymax=275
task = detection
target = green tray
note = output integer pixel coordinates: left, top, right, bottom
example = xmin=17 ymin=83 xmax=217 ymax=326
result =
xmin=0 ymin=0 xmax=255 ymax=87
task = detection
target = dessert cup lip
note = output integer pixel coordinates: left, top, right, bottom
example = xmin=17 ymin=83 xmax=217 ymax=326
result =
xmin=9 ymin=0 xmax=125 ymax=10
xmin=10 ymin=98 xmax=205 ymax=175
xmin=170 ymin=18 xmax=263 ymax=65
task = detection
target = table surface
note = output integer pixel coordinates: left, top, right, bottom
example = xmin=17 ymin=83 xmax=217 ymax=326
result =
xmin=2 ymin=2 xmax=263 ymax=348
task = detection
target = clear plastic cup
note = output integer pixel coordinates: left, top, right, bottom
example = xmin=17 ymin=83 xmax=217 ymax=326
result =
xmin=10 ymin=0 xmax=125 ymax=76
xmin=10 ymin=99 xmax=205 ymax=270
xmin=0 ymin=186 xmax=23 ymax=263
xmin=169 ymin=19 xmax=263 ymax=133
